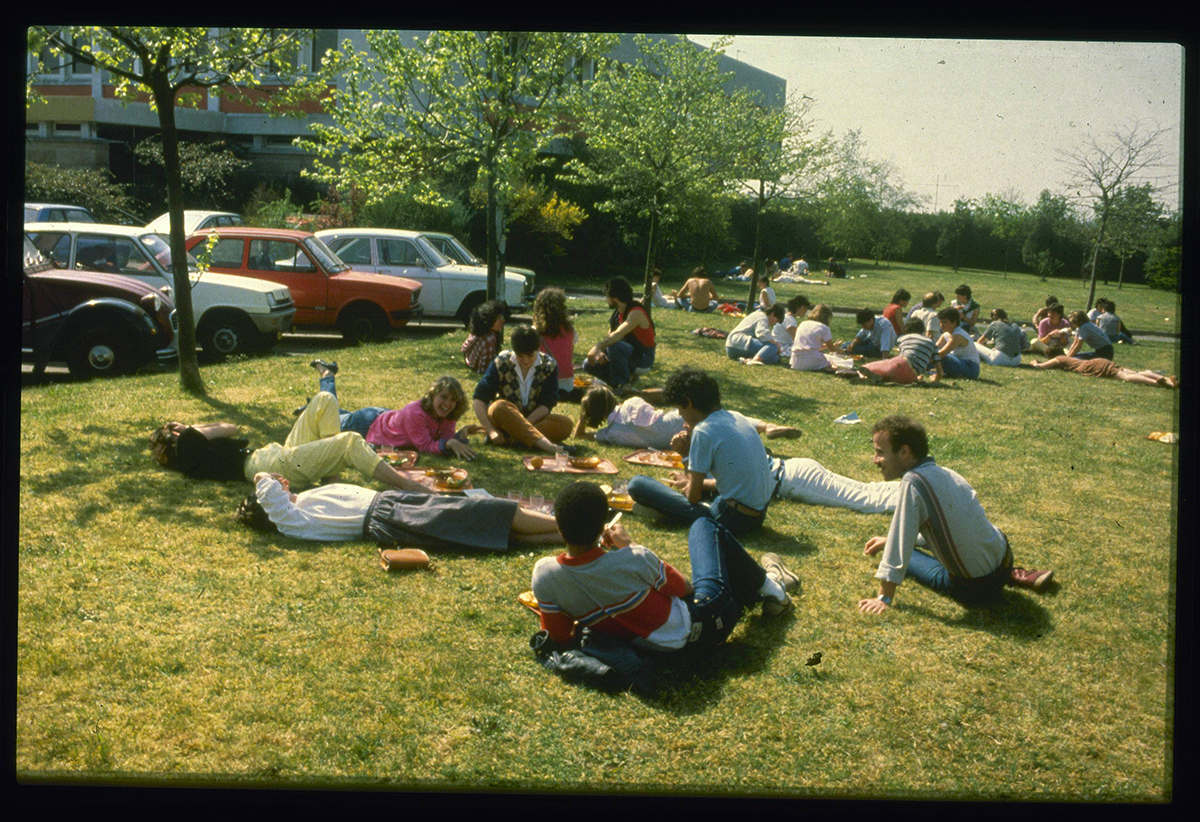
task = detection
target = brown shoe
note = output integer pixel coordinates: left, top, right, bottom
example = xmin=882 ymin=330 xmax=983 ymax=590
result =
xmin=379 ymin=548 xmax=430 ymax=571
xmin=1009 ymin=567 xmax=1053 ymax=590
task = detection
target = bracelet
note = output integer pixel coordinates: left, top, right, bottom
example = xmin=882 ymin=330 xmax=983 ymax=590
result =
xmin=877 ymin=594 xmax=893 ymax=606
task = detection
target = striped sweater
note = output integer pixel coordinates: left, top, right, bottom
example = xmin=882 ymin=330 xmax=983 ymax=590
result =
xmin=897 ymin=332 xmax=939 ymax=374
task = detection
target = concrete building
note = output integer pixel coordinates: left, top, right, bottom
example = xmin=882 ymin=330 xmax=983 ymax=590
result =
xmin=26 ymin=30 xmax=786 ymax=186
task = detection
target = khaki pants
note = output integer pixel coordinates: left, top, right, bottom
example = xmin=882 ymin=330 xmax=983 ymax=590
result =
xmin=488 ymin=399 xmax=572 ymax=448
xmin=245 ymin=392 xmax=383 ymax=487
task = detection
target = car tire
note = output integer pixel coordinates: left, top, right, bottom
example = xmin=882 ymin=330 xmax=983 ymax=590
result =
xmin=455 ymin=292 xmax=487 ymax=324
xmin=339 ymin=304 xmax=391 ymax=344
xmin=198 ymin=312 xmax=260 ymax=357
xmin=66 ymin=326 xmax=137 ymax=379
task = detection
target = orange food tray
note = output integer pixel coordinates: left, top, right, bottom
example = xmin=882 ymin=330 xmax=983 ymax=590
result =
xmin=623 ymin=449 xmax=685 ymax=468
xmin=522 ymin=455 xmax=619 ymax=474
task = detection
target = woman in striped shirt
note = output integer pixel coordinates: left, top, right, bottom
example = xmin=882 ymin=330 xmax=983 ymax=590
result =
xmin=838 ymin=318 xmax=942 ymax=385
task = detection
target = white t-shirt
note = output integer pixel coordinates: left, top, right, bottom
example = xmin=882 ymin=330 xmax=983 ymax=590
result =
xmin=790 ymin=320 xmax=833 ymax=370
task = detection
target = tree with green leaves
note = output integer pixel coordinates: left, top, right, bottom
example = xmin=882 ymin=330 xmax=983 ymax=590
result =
xmin=303 ymin=30 xmax=616 ymax=302
xmin=729 ymin=93 xmax=830 ymax=307
xmin=935 ymin=198 xmax=976 ymax=273
xmin=24 ymin=161 xmax=141 ymax=224
xmin=1060 ymin=122 xmax=1171 ymax=310
xmin=1102 ymin=183 xmax=1163 ymax=290
xmin=28 ymin=26 xmax=307 ymax=394
xmin=1021 ymin=189 xmax=1073 ymax=281
xmin=978 ymin=190 xmax=1029 ymax=277
xmin=566 ymin=34 xmax=748 ymax=303
xmin=133 ymin=137 xmax=250 ymax=211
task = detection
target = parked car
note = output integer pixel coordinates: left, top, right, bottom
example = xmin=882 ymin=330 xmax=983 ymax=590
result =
xmin=24 ymin=202 xmax=98 ymax=224
xmin=22 ymin=235 xmax=178 ymax=379
xmin=26 ymin=223 xmax=296 ymax=357
xmin=416 ymin=229 xmax=536 ymax=299
xmin=146 ymin=210 xmax=245 ymax=235
xmin=314 ymin=228 xmax=530 ymax=320
xmin=185 ymin=227 xmax=423 ymax=343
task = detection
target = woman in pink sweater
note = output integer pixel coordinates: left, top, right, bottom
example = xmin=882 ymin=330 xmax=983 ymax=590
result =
xmin=366 ymin=376 xmax=484 ymax=460
xmin=532 ymin=287 xmax=577 ymax=395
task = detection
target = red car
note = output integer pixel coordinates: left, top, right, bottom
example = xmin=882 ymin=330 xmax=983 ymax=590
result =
xmin=185 ymin=227 xmax=423 ymax=343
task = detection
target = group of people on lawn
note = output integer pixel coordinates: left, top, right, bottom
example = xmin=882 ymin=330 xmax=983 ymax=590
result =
xmin=148 ymin=272 xmax=1080 ymax=693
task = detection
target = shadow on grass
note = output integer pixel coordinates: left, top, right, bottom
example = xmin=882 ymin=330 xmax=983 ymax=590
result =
xmin=903 ymin=588 xmax=1056 ymax=641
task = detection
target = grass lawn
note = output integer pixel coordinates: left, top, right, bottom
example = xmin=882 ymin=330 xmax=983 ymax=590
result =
xmin=16 ymin=262 xmax=1181 ymax=801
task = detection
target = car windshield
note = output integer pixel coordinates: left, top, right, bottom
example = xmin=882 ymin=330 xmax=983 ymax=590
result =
xmin=139 ymin=233 xmax=201 ymax=273
xmin=414 ymin=237 xmax=451 ymax=268
xmin=429 ymin=235 xmax=481 ymax=266
xmin=304 ymin=237 xmax=350 ymax=272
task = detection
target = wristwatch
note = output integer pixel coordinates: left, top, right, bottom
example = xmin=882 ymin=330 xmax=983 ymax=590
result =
xmin=877 ymin=593 xmax=893 ymax=606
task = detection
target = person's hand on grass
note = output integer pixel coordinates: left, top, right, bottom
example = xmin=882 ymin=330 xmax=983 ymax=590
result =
xmin=864 ymin=536 xmax=886 ymax=556
xmin=857 ymin=596 xmax=889 ymax=615
xmin=446 ymin=438 xmax=477 ymax=461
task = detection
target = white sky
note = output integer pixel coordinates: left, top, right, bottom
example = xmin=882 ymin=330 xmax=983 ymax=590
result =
xmin=688 ymin=34 xmax=1184 ymax=213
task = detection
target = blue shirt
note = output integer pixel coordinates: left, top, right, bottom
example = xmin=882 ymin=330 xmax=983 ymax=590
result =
xmin=687 ymin=409 xmax=773 ymax=511
xmin=1074 ymin=321 xmax=1112 ymax=351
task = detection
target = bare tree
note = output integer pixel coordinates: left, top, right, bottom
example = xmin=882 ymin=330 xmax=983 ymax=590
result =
xmin=1059 ymin=122 xmax=1172 ymax=311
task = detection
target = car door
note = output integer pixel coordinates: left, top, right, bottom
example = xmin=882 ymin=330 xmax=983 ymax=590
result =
xmin=248 ymin=238 xmax=328 ymax=325
xmin=378 ymin=237 xmax=443 ymax=315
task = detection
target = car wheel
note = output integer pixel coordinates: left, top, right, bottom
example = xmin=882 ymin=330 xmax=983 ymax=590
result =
xmin=199 ymin=312 xmax=260 ymax=357
xmin=66 ymin=326 xmax=137 ymax=379
xmin=339 ymin=305 xmax=390 ymax=344
xmin=455 ymin=292 xmax=487 ymax=324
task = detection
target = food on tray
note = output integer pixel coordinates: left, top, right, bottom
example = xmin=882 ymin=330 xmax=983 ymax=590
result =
xmin=570 ymin=456 xmax=602 ymax=469
xmin=517 ymin=590 xmax=540 ymax=613
xmin=607 ymin=492 xmax=634 ymax=511
xmin=431 ymin=468 xmax=469 ymax=490
xmin=573 ymin=374 xmax=593 ymax=388
xmin=530 ymin=456 xmax=544 ymax=469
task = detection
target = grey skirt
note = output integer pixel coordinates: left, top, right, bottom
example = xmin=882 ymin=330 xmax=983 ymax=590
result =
xmin=364 ymin=491 xmax=519 ymax=552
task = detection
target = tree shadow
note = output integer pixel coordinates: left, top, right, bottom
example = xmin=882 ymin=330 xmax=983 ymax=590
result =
xmin=901 ymin=588 xmax=1056 ymax=641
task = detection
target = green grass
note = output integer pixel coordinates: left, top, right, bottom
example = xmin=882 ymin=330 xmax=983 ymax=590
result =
xmin=17 ymin=262 xmax=1179 ymax=800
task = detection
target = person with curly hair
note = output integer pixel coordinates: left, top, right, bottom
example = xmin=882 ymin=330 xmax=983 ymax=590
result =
xmin=298 ymin=361 xmax=482 ymax=459
xmin=532 ymin=287 xmax=578 ymax=395
xmin=461 ymin=299 xmax=509 ymax=374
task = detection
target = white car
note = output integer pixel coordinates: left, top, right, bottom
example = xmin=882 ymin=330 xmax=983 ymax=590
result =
xmin=146 ymin=210 xmax=245 ymax=235
xmin=26 ymin=223 xmax=296 ymax=357
xmin=25 ymin=202 xmax=98 ymax=223
xmin=315 ymin=228 xmax=531 ymax=320
xmin=417 ymin=230 xmax=536 ymax=299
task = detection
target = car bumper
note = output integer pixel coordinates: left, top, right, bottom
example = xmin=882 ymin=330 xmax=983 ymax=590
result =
xmin=250 ymin=306 xmax=297 ymax=335
xmin=390 ymin=305 xmax=424 ymax=325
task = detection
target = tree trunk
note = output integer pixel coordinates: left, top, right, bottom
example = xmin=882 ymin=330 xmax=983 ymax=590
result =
xmin=485 ymin=160 xmax=499 ymax=302
xmin=641 ymin=198 xmax=658 ymax=306
xmin=746 ymin=182 xmax=764 ymax=310
xmin=1085 ymin=217 xmax=1106 ymax=312
xmin=154 ymin=76 xmax=205 ymax=395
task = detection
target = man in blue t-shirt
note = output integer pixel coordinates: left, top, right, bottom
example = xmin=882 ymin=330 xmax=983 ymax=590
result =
xmin=628 ymin=368 xmax=774 ymax=535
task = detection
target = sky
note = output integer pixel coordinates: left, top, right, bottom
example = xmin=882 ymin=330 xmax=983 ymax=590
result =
xmin=687 ymin=34 xmax=1184 ymax=214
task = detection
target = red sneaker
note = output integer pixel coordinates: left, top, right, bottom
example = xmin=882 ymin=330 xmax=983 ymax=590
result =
xmin=1009 ymin=567 xmax=1054 ymax=590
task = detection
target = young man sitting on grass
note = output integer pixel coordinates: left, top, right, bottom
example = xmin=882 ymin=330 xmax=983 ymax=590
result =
xmin=856 ymin=415 xmax=1054 ymax=616
xmin=531 ymin=482 xmax=799 ymax=659
xmin=842 ymin=307 xmax=898 ymax=359
xmin=627 ymin=367 xmax=775 ymax=536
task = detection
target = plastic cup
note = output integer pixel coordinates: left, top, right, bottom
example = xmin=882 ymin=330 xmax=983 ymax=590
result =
xmin=530 ymin=493 xmax=544 ymax=512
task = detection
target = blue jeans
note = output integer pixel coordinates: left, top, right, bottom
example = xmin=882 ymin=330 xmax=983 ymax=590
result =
xmin=319 ymin=374 xmax=386 ymax=437
xmin=1075 ymin=345 xmax=1114 ymax=361
xmin=676 ymin=296 xmax=715 ymax=313
xmin=683 ymin=518 xmax=767 ymax=647
xmin=941 ymin=353 xmax=980 ymax=379
xmin=849 ymin=341 xmax=883 ymax=358
xmin=726 ymin=338 xmax=780 ymax=364
xmin=584 ymin=340 xmax=655 ymax=388
xmin=906 ymin=544 xmax=1012 ymax=605
xmin=627 ymin=474 xmax=765 ymax=536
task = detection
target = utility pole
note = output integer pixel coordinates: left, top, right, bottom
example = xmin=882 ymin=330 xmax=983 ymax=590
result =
xmin=916 ymin=173 xmax=958 ymax=212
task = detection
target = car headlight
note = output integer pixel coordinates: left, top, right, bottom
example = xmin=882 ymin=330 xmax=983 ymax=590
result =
xmin=139 ymin=292 xmax=162 ymax=314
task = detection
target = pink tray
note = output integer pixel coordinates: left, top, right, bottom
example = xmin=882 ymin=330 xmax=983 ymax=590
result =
xmin=522 ymin=455 xmax=619 ymax=474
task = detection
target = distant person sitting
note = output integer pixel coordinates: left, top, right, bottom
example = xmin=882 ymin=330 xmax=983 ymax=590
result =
xmin=1031 ymin=294 xmax=1060 ymax=330
xmin=584 ymin=276 xmax=657 ymax=392
xmin=952 ymin=284 xmax=981 ymax=335
xmin=1029 ymin=356 xmax=1178 ymax=388
xmin=649 ymin=269 xmax=675 ymax=309
xmin=906 ymin=292 xmax=944 ymax=338
xmin=755 ymin=264 xmax=778 ymax=311
xmin=532 ymin=287 xmax=578 ymax=395
xmin=674 ymin=267 xmax=720 ymax=312
xmin=824 ymin=257 xmax=847 ymax=278
xmin=1063 ymin=310 xmax=1114 ymax=361
xmin=461 ymin=299 xmax=508 ymax=374
xmin=793 ymin=255 xmax=809 ymax=277
xmin=935 ymin=307 xmax=981 ymax=379
xmin=843 ymin=308 xmax=897 ymax=359
xmin=627 ymin=368 xmax=776 ymax=536
xmin=883 ymin=289 xmax=911 ymax=336
xmin=1034 ymin=303 xmax=1071 ymax=356
xmin=727 ymin=305 xmax=782 ymax=365
xmin=789 ymin=304 xmax=839 ymax=372
xmin=473 ymin=324 xmax=573 ymax=456
xmin=1094 ymin=299 xmax=1136 ymax=345
xmin=839 ymin=318 xmax=943 ymax=386
xmin=973 ymin=308 xmax=1025 ymax=367
xmin=856 ymin=415 xmax=1054 ymax=617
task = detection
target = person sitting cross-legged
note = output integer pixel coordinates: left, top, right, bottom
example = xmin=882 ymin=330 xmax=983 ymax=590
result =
xmin=934 ymin=306 xmax=981 ymax=379
xmin=856 ymin=415 xmax=1054 ymax=616
xmin=627 ymin=368 xmax=775 ymax=536
xmin=531 ymin=482 xmax=800 ymax=668
xmin=972 ymin=308 xmax=1025 ymax=367
xmin=473 ymin=324 xmax=574 ymax=456
xmin=843 ymin=307 xmax=897 ymax=359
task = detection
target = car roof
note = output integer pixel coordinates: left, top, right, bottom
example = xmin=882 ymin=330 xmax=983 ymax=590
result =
xmin=315 ymin=228 xmax=423 ymax=239
xmin=26 ymin=222 xmax=154 ymax=237
xmin=25 ymin=202 xmax=93 ymax=210
xmin=190 ymin=226 xmax=313 ymax=240
xmin=146 ymin=210 xmax=240 ymax=230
